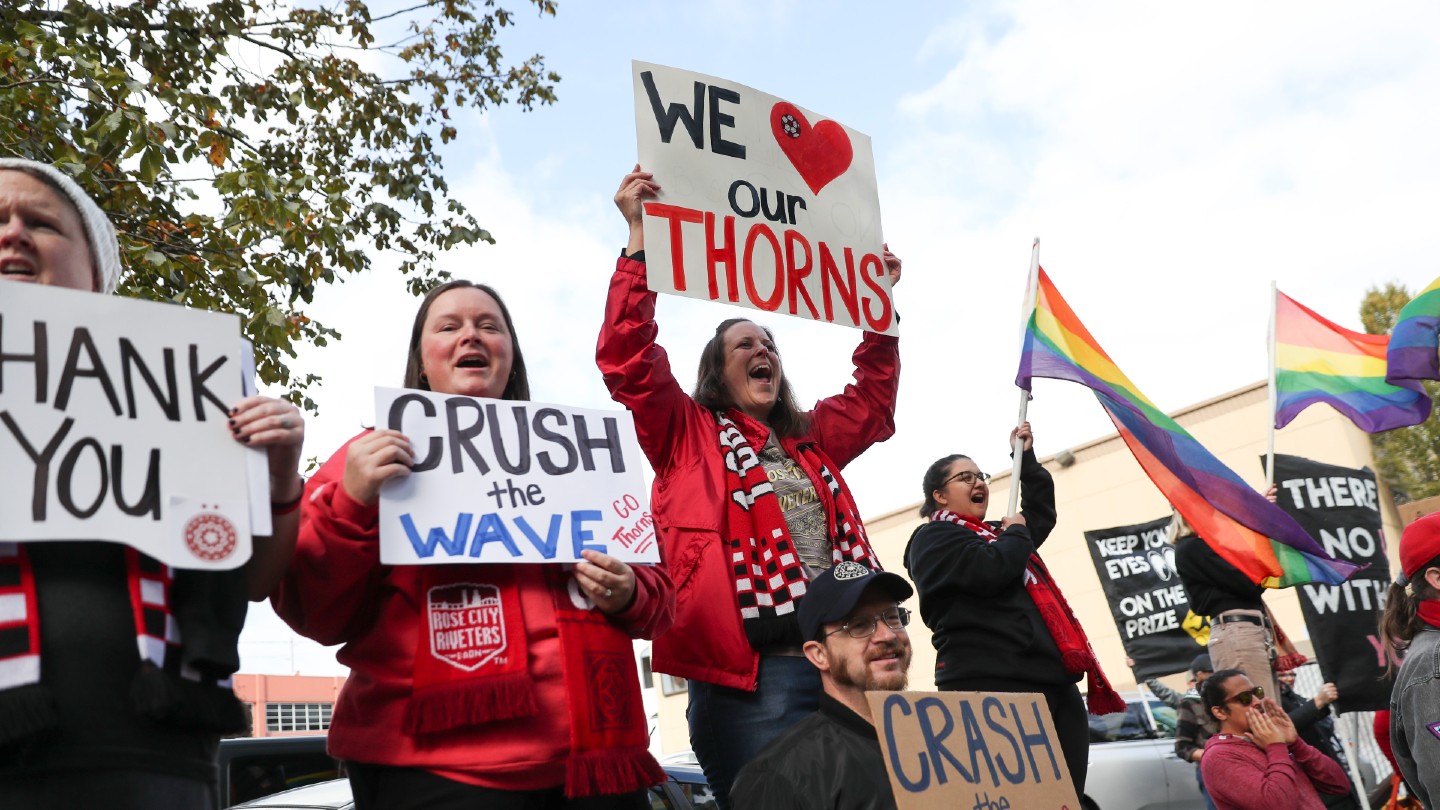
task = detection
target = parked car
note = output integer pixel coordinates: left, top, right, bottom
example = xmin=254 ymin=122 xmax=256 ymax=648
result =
xmin=217 ymin=736 xmax=716 ymax=810
xmin=1084 ymin=697 xmax=1206 ymax=810
xmin=216 ymin=735 xmax=341 ymax=808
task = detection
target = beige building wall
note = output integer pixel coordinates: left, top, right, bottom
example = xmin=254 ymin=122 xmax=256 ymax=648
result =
xmin=650 ymin=380 xmax=1406 ymax=754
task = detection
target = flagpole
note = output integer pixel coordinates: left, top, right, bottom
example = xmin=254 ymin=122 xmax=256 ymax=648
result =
xmin=1008 ymin=238 xmax=1041 ymax=516
xmin=1266 ymin=281 xmax=1278 ymax=487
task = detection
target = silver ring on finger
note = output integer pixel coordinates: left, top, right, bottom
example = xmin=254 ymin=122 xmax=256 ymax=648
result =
xmin=604 ymin=587 xmax=614 ymax=598
xmin=279 ymin=416 xmax=292 ymax=429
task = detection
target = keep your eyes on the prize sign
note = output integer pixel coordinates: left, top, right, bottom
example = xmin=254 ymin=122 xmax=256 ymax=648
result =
xmin=632 ymin=61 xmax=896 ymax=335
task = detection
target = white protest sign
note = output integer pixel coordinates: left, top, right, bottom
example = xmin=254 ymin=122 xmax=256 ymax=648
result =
xmin=0 ymin=283 xmax=252 ymax=569
xmin=867 ymin=691 xmax=1081 ymax=810
xmin=633 ymin=61 xmax=895 ymax=335
xmin=375 ymin=387 xmax=658 ymax=566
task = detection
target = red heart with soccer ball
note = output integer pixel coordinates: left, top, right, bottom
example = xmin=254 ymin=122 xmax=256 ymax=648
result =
xmin=770 ymin=101 xmax=853 ymax=196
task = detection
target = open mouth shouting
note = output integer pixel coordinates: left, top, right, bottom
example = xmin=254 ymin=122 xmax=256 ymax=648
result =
xmin=748 ymin=360 xmax=774 ymax=386
xmin=0 ymin=255 xmax=37 ymax=280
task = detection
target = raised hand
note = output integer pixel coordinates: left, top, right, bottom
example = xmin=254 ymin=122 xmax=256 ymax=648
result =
xmin=1245 ymin=705 xmax=1287 ymax=748
xmin=1315 ymin=683 xmax=1339 ymax=709
xmin=615 ymin=164 xmax=661 ymax=254
xmin=1011 ymin=421 xmax=1034 ymax=453
xmin=882 ymin=243 xmax=902 ymax=286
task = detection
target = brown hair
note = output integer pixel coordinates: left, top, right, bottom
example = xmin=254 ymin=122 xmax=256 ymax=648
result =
xmin=1379 ymin=554 xmax=1440 ymax=672
xmin=402 ymin=280 xmax=530 ymax=400
xmin=919 ymin=454 xmax=972 ymax=518
xmin=692 ymin=318 xmax=808 ymax=438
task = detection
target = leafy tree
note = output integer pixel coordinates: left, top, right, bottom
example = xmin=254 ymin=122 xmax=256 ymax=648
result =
xmin=1362 ymin=281 xmax=1440 ymax=502
xmin=1 ymin=0 xmax=559 ymax=408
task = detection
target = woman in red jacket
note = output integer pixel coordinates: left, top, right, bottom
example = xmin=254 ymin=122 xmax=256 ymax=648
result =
xmin=598 ymin=167 xmax=901 ymax=808
xmin=272 ymin=280 xmax=673 ymax=810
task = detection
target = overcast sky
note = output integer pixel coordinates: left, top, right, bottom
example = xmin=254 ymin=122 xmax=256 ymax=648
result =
xmin=240 ymin=1 xmax=1440 ymax=675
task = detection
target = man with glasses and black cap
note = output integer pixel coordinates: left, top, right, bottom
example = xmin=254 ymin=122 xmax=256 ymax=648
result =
xmin=1197 ymin=669 xmax=1349 ymax=810
xmin=730 ymin=561 xmax=913 ymax=810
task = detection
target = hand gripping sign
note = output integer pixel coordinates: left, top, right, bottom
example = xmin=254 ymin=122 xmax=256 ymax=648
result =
xmin=376 ymin=387 xmax=659 ymax=566
xmin=633 ymin=61 xmax=896 ymax=335
xmin=0 ymin=283 xmax=252 ymax=569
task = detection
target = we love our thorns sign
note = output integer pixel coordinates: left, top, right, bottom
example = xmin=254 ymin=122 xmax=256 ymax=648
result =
xmin=375 ymin=388 xmax=659 ymax=566
xmin=632 ymin=61 xmax=895 ymax=335
xmin=0 ymin=283 xmax=252 ymax=569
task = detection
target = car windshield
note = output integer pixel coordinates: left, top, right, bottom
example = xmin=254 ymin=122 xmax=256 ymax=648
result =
xmin=1089 ymin=700 xmax=1175 ymax=743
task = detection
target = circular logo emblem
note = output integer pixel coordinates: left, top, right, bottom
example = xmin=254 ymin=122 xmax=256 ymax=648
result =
xmin=185 ymin=513 xmax=237 ymax=561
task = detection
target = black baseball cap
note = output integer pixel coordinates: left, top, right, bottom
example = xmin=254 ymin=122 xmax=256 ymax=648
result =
xmin=1190 ymin=654 xmax=1213 ymax=675
xmin=798 ymin=561 xmax=914 ymax=642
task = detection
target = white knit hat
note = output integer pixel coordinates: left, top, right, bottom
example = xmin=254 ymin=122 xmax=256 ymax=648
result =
xmin=0 ymin=158 xmax=123 ymax=294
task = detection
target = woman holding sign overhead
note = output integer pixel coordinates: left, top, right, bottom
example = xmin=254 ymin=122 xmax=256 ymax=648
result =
xmin=272 ymin=279 xmax=672 ymax=810
xmin=598 ymin=166 xmax=901 ymax=808
xmin=0 ymin=159 xmax=306 ymax=810
xmin=903 ymin=423 xmax=1125 ymax=794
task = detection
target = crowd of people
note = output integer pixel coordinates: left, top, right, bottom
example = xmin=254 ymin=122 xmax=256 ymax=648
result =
xmin=2 ymin=156 xmax=1439 ymax=810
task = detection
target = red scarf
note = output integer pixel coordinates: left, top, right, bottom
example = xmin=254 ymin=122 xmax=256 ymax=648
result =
xmin=1417 ymin=600 xmax=1440 ymax=630
xmin=717 ymin=412 xmax=880 ymax=649
xmin=404 ymin=564 xmax=662 ymax=798
xmin=930 ymin=510 xmax=1127 ymax=715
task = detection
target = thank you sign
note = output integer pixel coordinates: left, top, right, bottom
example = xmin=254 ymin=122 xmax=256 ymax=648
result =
xmin=633 ymin=61 xmax=895 ymax=334
xmin=0 ymin=282 xmax=251 ymax=569
xmin=868 ymin=691 xmax=1081 ymax=810
xmin=376 ymin=388 xmax=658 ymax=565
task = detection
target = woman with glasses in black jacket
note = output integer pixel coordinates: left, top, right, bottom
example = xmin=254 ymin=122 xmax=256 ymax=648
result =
xmin=904 ymin=422 xmax=1122 ymax=795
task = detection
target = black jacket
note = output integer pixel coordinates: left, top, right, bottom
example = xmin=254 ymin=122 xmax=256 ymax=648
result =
xmin=1174 ymin=533 xmax=1265 ymax=616
xmin=903 ymin=449 xmax=1069 ymax=687
xmin=730 ymin=692 xmax=897 ymax=810
xmin=1281 ymin=686 xmax=1360 ymax=810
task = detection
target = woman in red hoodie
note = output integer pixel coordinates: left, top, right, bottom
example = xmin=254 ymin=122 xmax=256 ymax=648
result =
xmin=597 ymin=167 xmax=901 ymax=808
xmin=273 ymin=280 xmax=673 ymax=810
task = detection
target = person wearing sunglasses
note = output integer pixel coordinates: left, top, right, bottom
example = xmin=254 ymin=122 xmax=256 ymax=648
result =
xmin=1198 ymin=669 xmax=1349 ymax=810
xmin=730 ymin=561 xmax=914 ymax=810
xmin=903 ymin=422 xmax=1124 ymax=795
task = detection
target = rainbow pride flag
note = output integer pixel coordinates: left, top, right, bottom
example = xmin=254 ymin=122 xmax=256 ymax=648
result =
xmin=1275 ymin=290 xmax=1429 ymax=432
xmin=1016 ymin=268 xmax=1358 ymax=588
xmin=1387 ymin=276 xmax=1440 ymax=385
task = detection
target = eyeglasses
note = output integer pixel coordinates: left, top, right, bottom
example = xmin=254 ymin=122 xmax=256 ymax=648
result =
xmin=942 ymin=470 xmax=991 ymax=487
xmin=1223 ymin=686 xmax=1266 ymax=707
xmin=826 ymin=607 xmax=911 ymax=639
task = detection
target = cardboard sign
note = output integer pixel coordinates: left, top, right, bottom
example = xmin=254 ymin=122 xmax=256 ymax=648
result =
xmin=375 ymin=388 xmax=659 ymax=565
xmin=632 ymin=61 xmax=895 ymax=335
xmin=867 ymin=691 xmax=1081 ymax=810
xmin=1085 ymin=516 xmax=1207 ymax=679
xmin=0 ymin=283 xmax=251 ymax=569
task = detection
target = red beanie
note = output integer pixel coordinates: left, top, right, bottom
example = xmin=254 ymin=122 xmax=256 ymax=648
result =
xmin=1401 ymin=511 xmax=1440 ymax=580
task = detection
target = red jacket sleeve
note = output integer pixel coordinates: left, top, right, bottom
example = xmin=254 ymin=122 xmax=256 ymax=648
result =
xmin=596 ymin=255 xmax=708 ymax=478
xmin=610 ymin=563 xmax=675 ymax=640
xmin=807 ymin=330 xmax=899 ymax=469
xmin=269 ymin=433 xmax=386 ymax=646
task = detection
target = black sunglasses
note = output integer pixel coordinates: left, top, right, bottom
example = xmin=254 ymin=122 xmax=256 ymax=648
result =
xmin=1223 ymin=686 xmax=1265 ymax=707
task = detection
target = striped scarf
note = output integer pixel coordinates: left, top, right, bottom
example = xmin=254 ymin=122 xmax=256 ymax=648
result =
xmin=718 ymin=412 xmax=880 ymax=649
xmin=0 ymin=542 xmax=247 ymax=742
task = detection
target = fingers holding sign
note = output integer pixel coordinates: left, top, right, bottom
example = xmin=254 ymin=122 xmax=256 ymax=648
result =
xmin=882 ymin=243 xmax=902 ymax=286
xmin=616 ymin=165 xmax=660 ymax=255
xmin=576 ymin=549 xmax=637 ymax=615
xmin=343 ymin=429 xmax=415 ymax=505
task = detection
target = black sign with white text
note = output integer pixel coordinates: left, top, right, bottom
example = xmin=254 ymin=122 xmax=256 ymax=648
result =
xmin=1085 ymin=516 xmax=1207 ymax=679
xmin=1270 ymin=453 xmax=1391 ymax=713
